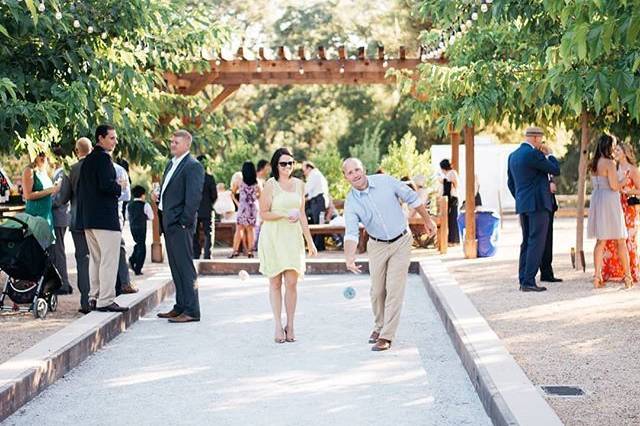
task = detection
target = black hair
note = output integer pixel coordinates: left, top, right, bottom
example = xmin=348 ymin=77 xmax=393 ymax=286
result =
xmin=132 ymin=185 xmax=146 ymax=198
xmin=270 ymin=147 xmax=293 ymax=180
xmin=242 ymin=161 xmax=258 ymax=186
xmin=95 ymin=124 xmax=115 ymax=144
xmin=257 ymin=159 xmax=269 ymax=172
xmin=590 ymin=134 xmax=615 ymax=173
xmin=439 ymin=159 xmax=452 ymax=171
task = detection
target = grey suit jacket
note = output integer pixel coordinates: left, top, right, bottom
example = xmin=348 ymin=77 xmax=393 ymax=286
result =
xmin=62 ymin=159 xmax=84 ymax=232
xmin=160 ymin=154 xmax=204 ymax=233
xmin=51 ymin=168 xmax=71 ymax=227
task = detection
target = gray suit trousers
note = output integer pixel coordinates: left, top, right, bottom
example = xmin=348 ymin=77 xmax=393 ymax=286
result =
xmin=71 ymin=230 xmax=90 ymax=310
xmin=52 ymin=226 xmax=71 ymax=288
xmin=165 ymin=226 xmax=200 ymax=318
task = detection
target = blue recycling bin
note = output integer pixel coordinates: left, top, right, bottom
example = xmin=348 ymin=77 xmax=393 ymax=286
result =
xmin=457 ymin=211 xmax=500 ymax=257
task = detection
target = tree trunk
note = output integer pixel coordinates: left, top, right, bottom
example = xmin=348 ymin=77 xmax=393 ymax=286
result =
xmin=575 ymin=111 xmax=590 ymax=270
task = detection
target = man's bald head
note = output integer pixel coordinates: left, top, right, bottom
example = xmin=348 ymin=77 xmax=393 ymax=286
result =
xmin=342 ymin=157 xmax=368 ymax=190
xmin=75 ymin=137 xmax=92 ymax=158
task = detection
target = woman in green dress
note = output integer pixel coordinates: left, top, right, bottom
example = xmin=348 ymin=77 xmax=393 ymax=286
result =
xmin=22 ymin=152 xmax=60 ymax=238
xmin=258 ymin=147 xmax=317 ymax=343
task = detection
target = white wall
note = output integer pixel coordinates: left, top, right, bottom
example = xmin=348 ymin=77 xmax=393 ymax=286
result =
xmin=430 ymin=139 xmax=520 ymax=211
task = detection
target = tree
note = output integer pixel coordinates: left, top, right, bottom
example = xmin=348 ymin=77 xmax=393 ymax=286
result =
xmin=0 ymin=0 xmax=231 ymax=168
xmin=379 ymin=131 xmax=432 ymax=181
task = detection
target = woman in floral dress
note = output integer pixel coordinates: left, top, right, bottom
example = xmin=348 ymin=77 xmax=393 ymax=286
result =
xmin=601 ymin=142 xmax=640 ymax=285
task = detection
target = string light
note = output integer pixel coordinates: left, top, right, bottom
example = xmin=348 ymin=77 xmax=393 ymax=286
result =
xmin=481 ymin=3 xmax=488 ymax=13
xmin=472 ymin=11 xmax=479 ymax=20
xmin=339 ymin=65 xmax=345 ymax=74
xmin=87 ymin=26 xmax=93 ymax=34
xmin=55 ymin=12 xmax=62 ymax=20
xmin=298 ymin=66 xmax=304 ymax=75
xmin=73 ymin=19 xmax=80 ymax=28
xmin=256 ymin=62 xmax=262 ymax=73
xmin=37 ymin=2 xmax=45 ymax=12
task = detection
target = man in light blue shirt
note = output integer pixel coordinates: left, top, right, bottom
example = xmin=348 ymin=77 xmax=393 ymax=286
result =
xmin=343 ymin=158 xmax=436 ymax=351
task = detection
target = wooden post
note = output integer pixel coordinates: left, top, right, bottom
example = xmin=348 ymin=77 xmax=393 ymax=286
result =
xmin=575 ymin=111 xmax=590 ymax=270
xmin=151 ymin=176 xmax=163 ymax=263
xmin=449 ymin=126 xmax=460 ymax=172
xmin=463 ymin=125 xmax=477 ymax=259
xmin=438 ymin=196 xmax=448 ymax=254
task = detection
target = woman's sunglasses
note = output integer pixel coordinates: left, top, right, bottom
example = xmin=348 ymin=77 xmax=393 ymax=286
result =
xmin=278 ymin=161 xmax=295 ymax=167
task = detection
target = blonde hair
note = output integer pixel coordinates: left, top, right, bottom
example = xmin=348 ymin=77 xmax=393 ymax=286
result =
xmin=173 ymin=129 xmax=192 ymax=144
xmin=622 ymin=142 xmax=637 ymax=165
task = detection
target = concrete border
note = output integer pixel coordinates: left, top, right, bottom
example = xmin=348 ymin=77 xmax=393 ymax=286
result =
xmin=418 ymin=257 xmax=563 ymax=426
xmin=198 ymin=259 xmax=420 ymax=275
xmin=0 ymin=269 xmax=174 ymax=422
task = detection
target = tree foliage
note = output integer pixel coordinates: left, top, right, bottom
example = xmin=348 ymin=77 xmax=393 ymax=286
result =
xmin=0 ymin=0 xmax=230 ymax=168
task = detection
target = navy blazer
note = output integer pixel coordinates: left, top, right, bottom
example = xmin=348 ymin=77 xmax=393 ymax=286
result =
xmin=160 ymin=154 xmax=204 ymax=232
xmin=76 ymin=146 xmax=122 ymax=231
xmin=507 ymin=143 xmax=561 ymax=214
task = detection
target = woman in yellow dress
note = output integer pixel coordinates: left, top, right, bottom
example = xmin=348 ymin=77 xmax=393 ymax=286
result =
xmin=258 ymin=147 xmax=317 ymax=343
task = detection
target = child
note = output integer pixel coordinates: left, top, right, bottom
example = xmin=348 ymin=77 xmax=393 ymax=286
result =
xmin=127 ymin=185 xmax=154 ymax=275
xmin=213 ymin=182 xmax=236 ymax=222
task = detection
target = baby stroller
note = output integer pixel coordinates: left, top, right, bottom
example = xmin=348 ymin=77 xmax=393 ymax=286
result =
xmin=0 ymin=216 xmax=61 ymax=319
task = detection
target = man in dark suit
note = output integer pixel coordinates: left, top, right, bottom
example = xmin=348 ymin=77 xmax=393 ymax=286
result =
xmin=156 ymin=130 xmax=204 ymax=323
xmin=58 ymin=138 xmax=92 ymax=312
xmin=539 ymin=177 xmax=563 ymax=282
xmin=77 ymin=125 xmax=128 ymax=312
xmin=507 ymin=126 xmax=561 ymax=292
xmin=193 ymin=155 xmax=217 ymax=260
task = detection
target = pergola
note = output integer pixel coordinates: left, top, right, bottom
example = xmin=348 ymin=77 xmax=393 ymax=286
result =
xmin=156 ymin=45 xmax=478 ymax=260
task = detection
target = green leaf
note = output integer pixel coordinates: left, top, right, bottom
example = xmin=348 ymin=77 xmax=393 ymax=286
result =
xmin=0 ymin=24 xmax=10 ymax=39
xmin=24 ymin=0 xmax=38 ymax=25
xmin=575 ymin=23 xmax=589 ymax=60
xmin=627 ymin=10 xmax=640 ymax=45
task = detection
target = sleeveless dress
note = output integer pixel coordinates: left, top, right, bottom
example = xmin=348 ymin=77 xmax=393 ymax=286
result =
xmin=236 ymin=182 xmax=258 ymax=226
xmin=258 ymin=178 xmax=305 ymax=278
xmin=587 ymin=175 xmax=627 ymax=240
xmin=602 ymin=170 xmax=639 ymax=282
xmin=25 ymin=168 xmax=54 ymax=239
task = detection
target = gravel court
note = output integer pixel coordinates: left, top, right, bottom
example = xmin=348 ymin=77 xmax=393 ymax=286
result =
xmin=5 ymin=274 xmax=490 ymax=426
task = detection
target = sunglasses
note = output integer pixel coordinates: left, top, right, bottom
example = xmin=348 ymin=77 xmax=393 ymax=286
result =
xmin=278 ymin=161 xmax=295 ymax=167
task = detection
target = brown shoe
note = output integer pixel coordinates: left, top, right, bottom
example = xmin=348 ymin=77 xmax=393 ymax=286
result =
xmin=157 ymin=309 xmax=180 ymax=319
xmin=168 ymin=313 xmax=200 ymax=323
xmin=121 ymin=284 xmax=139 ymax=294
xmin=371 ymin=338 xmax=391 ymax=352
xmin=368 ymin=331 xmax=380 ymax=344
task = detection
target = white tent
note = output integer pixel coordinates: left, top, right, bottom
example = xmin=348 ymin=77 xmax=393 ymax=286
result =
xmin=430 ymin=138 xmax=520 ymax=212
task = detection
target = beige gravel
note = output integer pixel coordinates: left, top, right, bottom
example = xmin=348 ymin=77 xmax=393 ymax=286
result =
xmin=443 ymin=214 xmax=640 ymax=426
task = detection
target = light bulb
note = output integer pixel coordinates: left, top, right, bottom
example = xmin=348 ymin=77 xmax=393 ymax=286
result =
xmin=481 ymin=3 xmax=488 ymax=13
xmin=215 ymin=59 xmax=221 ymax=66
xmin=382 ymin=60 xmax=388 ymax=68
xmin=466 ymin=19 xmax=473 ymax=27
xmin=87 ymin=26 xmax=93 ymax=34
xmin=298 ymin=67 xmax=304 ymax=75
xmin=37 ymin=2 xmax=45 ymax=12
xmin=256 ymin=64 xmax=262 ymax=73
xmin=460 ymin=23 xmax=466 ymax=31
xmin=101 ymin=32 xmax=107 ymax=39
xmin=339 ymin=65 xmax=345 ymax=74
xmin=55 ymin=12 xmax=62 ymax=20
xmin=472 ymin=12 xmax=478 ymax=20
xmin=449 ymin=36 xmax=455 ymax=45
xmin=486 ymin=0 xmax=493 ymax=3
xmin=73 ymin=20 xmax=80 ymax=28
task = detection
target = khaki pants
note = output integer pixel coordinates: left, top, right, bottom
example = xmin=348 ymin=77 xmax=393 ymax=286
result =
xmin=85 ymin=229 xmax=121 ymax=308
xmin=367 ymin=231 xmax=412 ymax=341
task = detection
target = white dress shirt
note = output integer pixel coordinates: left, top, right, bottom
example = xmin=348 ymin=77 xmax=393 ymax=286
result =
xmin=305 ymin=168 xmax=329 ymax=207
xmin=159 ymin=152 xmax=188 ymax=211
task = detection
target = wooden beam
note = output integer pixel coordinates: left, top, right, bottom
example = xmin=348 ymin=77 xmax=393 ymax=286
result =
xmin=463 ymin=125 xmax=477 ymax=259
xmin=236 ymin=47 xmax=247 ymax=60
xmin=209 ymin=73 xmax=399 ymax=85
xmin=318 ymin=46 xmax=327 ymax=60
xmin=204 ymin=85 xmax=241 ymax=112
xmin=258 ymin=47 xmax=268 ymax=60
xmin=338 ymin=46 xmax=346 ymax=60
xmin=277 ymin=46 xmax=288 ymax=60
xmin=575 ymin=111 xmax=590 ymax=271
xmin=298 ymin=46 xmax=307 ymax=60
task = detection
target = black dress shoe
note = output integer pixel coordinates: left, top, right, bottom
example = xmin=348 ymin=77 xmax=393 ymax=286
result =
xmin=78 ymin=306 xmax=91 ymax=314
xmin=520 ymin=285 xmax=547 ymax=292
xmin=96 ymin=302 xmax=130 ymax=312
xmin=540 ymin=277 xmax=563 ymax=282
